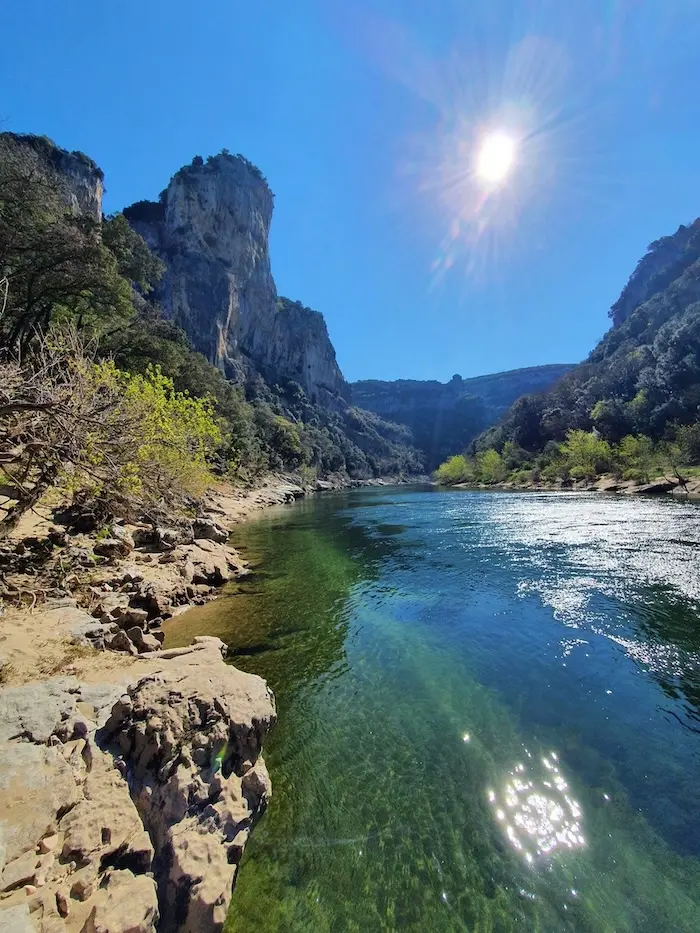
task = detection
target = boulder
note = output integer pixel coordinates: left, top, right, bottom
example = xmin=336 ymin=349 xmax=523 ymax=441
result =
xmin=0 ymin=677 xmax=80 ymax=745
xmin=105 ymin=630 xmax=137 ymax=655
xmin=0 ymin=742 xmax=79 ymax=863
xmin=114 ymin=607 xmax=149 ymax=630
xmin=180 ymin=541 xmax=242 ymax=586
xmin=94 ymin=538 xmax=129 ymax=560
xmin=0 ymin=673 xmax=157 ymax=933
xmin=112 ymin=566 xmax=144 ymax=586
xmin=95 ymin=593 xmax=130 ymax=619
xmin=100 ymin=640 xmax=276 ymax=933
xmin=636 ymin=478 xmax=677 ymax=495
xmin=81 ymin=869 xmax=158 ymax=933
xmin=111 ymin=524 xmax=135 ymax=553
xmin=0 ymin=849 xmax=41 ymax=892
xmin=192 ymin=517 xmax=228 ymax=544
xmin=125 ymin=627 xmax=162 ymax=654
xmin=60 ymin=766 xmax=153 ymax=872
xmin=0 ymin=905 xmax=37 ymax=933
xmin=130 ymin=583 xmax=173 ymax=620
xmin=154 ymin=525 xmax=192 ymax=551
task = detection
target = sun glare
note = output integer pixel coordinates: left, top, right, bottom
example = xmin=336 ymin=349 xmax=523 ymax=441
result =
xmin=475 ymin=132 xmax=516 ymax=184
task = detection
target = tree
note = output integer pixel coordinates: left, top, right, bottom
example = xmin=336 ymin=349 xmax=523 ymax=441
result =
xmin=101 ymin=213 xmax=164 ymax=293
xmin=590 ymin=398 xmax=630 ymax=442
xmin=674 ymin=422 xmax=700 ymax=465
xmin=0 ymin=329 xmax=221 ymax=538
xmin=476 ymin=449 xmax=506 ymax=484
xmin=560 ymin=430 xmax=612 ymax=479
xmin=617 ymin=434 xmax=657 ymax=481
xmin=434 ymin=455 xmax=472 ymax=485
xmin=0 ymin=136 xmax=133 ymax=354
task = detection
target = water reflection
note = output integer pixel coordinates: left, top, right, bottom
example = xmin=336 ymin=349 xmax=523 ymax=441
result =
xmin=488 ymin=751 xmax=585 ymax=862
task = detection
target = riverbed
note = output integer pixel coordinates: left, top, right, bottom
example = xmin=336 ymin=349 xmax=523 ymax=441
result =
xmin=165 ymin=486 xmax=700 ymax=932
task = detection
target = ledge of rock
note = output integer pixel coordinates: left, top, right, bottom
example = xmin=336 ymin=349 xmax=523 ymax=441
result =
xmin=0 ymin=639 xmax=276 ymax=933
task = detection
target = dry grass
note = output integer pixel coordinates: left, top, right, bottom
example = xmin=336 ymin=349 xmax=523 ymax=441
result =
xmin=35 ymin=642 xmax=97 ymax=678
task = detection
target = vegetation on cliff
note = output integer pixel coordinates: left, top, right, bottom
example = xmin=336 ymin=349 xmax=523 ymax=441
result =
xmin=0 ymin=133 xmax=421 ymax=538
xmin=352 ymin=365 xmax=574 ymax=469
xmin=434 ymin=215 xmax=700 ymax=485
xmin=435 ymin=426 xmax=700 ymax=488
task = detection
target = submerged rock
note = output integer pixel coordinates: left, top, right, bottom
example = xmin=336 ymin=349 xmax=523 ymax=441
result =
xmin=192 ymin=518 xmax=228 ymax=544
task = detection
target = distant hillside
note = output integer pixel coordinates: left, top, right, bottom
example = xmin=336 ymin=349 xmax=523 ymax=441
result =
xmin=472 ymin=218 xmax=700 ymax=456
xmin=352 ymin=364 xmax=574 ymax=468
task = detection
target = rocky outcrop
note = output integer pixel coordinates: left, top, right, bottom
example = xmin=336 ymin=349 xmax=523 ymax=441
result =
xmin=352 ymin=364 xmax=574 ymax=468
xmin=0 ymin=675 xmax=157 ymax=933
xmin=0 ymin=640 xmax=275 ymax=933
xmin=609 ymin=218 xmax=700 ymax=326
xmin=123 ymin=155 xmax=347 ymax=402
xmin=102 ymin=638 xmax=275 ymax=933
xmin=0 ymin=133 xmax=103 ymax=221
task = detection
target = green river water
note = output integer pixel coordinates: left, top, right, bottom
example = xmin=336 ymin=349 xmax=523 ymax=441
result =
xmin=165 ymin=486 xmax=700 ymax=933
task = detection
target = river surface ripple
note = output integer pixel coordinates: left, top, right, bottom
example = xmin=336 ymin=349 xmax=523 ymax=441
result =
xmin=166 ymin=487 xmax=700 ymax=933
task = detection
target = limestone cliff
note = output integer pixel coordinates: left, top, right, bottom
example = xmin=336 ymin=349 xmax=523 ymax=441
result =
xmin=124 ymin=155 xmax=347 ymax=403
xmin=609 ymin=218 xmax=700 ymax=326
xmin=0 ymin=133 xmax=104 ymax=221
xmin=352 ymin=364 xmax=574 ymax=468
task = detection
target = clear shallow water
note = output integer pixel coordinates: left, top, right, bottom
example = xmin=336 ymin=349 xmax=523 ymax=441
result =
xmin=165 ymin=487 xmax=700 ymax=932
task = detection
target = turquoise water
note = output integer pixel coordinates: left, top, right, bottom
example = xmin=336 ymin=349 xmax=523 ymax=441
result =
xmin=166 ymin=487 xmax=700 ymax=932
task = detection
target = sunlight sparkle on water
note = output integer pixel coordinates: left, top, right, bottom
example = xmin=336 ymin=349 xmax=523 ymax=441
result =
xmin=488 ymin=750 xmax=585 ymax=863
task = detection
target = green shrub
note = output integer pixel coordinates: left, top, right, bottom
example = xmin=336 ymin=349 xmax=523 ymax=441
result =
xmin=434 ymin=455 xmax=472 ymax=485
xmin=475 ymin=449 xmax=506 ymax=484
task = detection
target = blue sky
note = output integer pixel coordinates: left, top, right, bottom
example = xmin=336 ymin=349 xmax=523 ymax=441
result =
xmin=3 ymin=1 xmax=700 ymax=382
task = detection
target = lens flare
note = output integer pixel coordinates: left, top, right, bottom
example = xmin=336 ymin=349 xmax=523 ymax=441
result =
xmin=475 ymin=133 xmax=516 ymax=184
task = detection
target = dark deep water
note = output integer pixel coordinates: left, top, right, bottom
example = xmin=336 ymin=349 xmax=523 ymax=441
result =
xmin=166 ymin=487 xmax=700 ymax=932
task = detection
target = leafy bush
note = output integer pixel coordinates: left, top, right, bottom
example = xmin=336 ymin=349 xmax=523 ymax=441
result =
xmin=476 ymin=449 xmax=507 ymax=484
xmin=616 ymin=434 xmax=658 ymax=482
xmin=559 ymin=431 xmax=613 ymax=480
xmin=434 ymin=455 xmax=472 ymax=485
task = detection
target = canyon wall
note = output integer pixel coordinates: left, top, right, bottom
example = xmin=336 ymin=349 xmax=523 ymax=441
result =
xmin=124 ymin=155 xmax=347 ymax=403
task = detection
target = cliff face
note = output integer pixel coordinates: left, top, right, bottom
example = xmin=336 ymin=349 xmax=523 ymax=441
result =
xmin=0 ymin=133 xmax=104 ymax=221
xmin=352 ymin=364 xmax=574 ymax=468
xmin=609 ymin=219 xmax=700 ymax=326
xmin=124 ymin=155 xmax=347 ymax=402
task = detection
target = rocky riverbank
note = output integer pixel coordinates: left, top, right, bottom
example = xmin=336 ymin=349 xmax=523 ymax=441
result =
xmin=449 ymin=472 xmax=700 ymax=499
xmin=0 ymin=472 xmax=415 ymax=932
xmin=0 ymin=475 xmax=321 ymax=933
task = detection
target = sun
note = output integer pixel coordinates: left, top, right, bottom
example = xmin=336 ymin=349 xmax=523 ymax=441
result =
xmin=475 ymin=132 xmax=516 ymax=184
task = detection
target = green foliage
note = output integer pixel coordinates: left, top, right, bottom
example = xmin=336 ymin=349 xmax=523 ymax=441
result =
xmin=617 ymin=434 xmax=658 ymax=482
xmin=434 ymin=455 xmax=472 ymax=485
xmin=436 ymin=423 xmax=700 ymax=489
xmin=115 ymin=364 xmax=221 ymax=500
xmin=476 ymin=448 xmax=507 ymax=483
xmin=590 ymin=398 xmax=630 ymax=442
xmin=0 ymin=134 xmax=133 ymax=353
xmin=559 ymin=430 xmax=613 ymax=480
xmin=433 ymin=449 xmax=506 ymax=485
xmin=471 ymin=216 xmax=700 ymax=461
xmin=674 ymin=421 xmax=700 ymax=465
xmin=122 ymin=199 xmax=166 ymax=225
xmin=101 ymin=213 xmax=164 ymax=293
